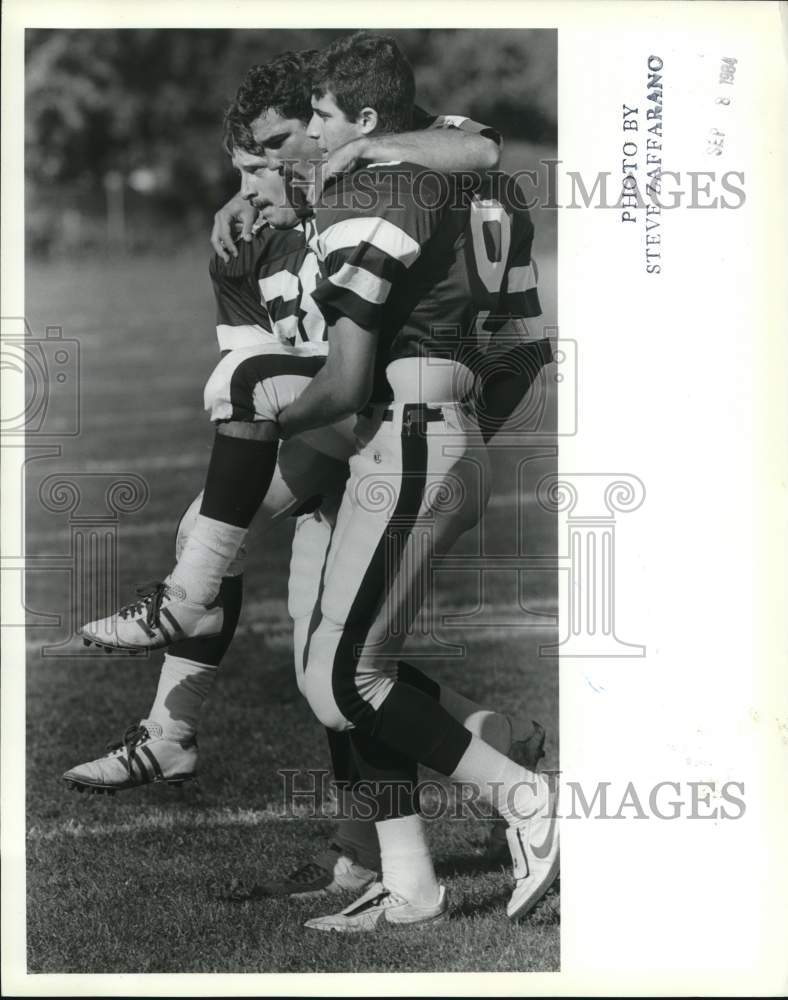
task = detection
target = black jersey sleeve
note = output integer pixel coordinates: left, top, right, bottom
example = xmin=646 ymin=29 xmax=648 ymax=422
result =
xmin=209 ymin=233 xmax=274 ymax=352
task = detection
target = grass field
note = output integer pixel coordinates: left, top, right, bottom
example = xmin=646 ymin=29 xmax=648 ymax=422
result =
xmin=23 ymin=221 xmax=559 ymax=975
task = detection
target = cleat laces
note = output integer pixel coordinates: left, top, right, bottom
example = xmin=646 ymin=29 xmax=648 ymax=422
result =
xmin=117 ymin=581 xmax=170 ymax=629
xmin=105 ymin=722 xmax=152 ymax=778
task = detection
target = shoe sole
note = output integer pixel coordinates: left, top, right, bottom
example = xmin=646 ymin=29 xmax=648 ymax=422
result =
xmin=63 ymin=773 xmax=197 ymax=794
xmin=79 ymin=635 xmax=148 ymax=655
xmin=79 ymin=632 xmax=221 ymax=653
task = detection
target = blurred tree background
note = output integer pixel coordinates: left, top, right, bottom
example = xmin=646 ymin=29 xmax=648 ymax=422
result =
xmin=26 ymin=29 xmax=556 ymax=257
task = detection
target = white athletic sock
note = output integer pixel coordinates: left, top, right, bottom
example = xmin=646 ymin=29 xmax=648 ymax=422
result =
xmin=144 ymin=653 xmax=217 ymax=742
xmin=333 ymin=789 xmax=381 ymax=872
xmin=438 ymin=686 xmax=512 ymax=753
xmin=375 ymin=814 xmax=441 ymax=906
xmin=169 ymin=514 xmax=247 ymax=605
xmin=450 ymin=735 xmax=539 ymax=825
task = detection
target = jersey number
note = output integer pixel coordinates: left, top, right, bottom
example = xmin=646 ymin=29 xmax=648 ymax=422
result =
xmin=468 ymin=197 xmax=511 ymax=295
xmin=258 ymin=254 xmax=324 ymax=345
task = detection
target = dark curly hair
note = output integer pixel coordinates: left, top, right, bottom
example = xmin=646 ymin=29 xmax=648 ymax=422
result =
xmin=312 ymin=32 xmax=414 ymax=134
xmin=223 ymin=49 xmax=320 ymax=154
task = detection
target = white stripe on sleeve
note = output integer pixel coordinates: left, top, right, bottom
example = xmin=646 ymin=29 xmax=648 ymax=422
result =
xmin=506 ymin=263 xmax=537 ymax=293
xmin=438 ymin=115 xmax=469 ymax=128
xmin=318 ymin=217 xmax=421 ymax=267
xmin=327 ymin=263 xmax=392 ymax=305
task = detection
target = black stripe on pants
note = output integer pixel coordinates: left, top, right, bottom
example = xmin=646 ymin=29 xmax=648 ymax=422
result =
xmin=228 ymin=354 xmax=325 ymax=422
xmin=329 ymin=423 xmax=472 ymax=797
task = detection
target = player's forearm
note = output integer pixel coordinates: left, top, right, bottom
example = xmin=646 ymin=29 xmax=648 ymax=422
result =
xmin=280 ymin=317 xmax=376 ymax=438
xmin=355 ymin=129 xmax=500 ymax=173
xmin=278 ymin=368 xmax=362 ymax=439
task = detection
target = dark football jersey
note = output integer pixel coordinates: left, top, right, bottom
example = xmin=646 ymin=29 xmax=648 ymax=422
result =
xmin=309 ymin=164 xmax=541 ymax=401
xmin=253 ymin=225 xmax=326 ymax=350
xmin=209 ymin=224 xmax=326 ymax=354
xmin=209 ymin=231 xmax=275 ymax=353
xmin=209 ymin=109 xmax=507 ymax=360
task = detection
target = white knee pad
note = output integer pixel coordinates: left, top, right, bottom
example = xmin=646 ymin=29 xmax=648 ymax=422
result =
xmin=302 ymin=665 xmax=352 ymax=732
xmin=175 ymin=493 xmax=203 ymax=561
xmin=287 ymin=511 xmax=333 ymax=622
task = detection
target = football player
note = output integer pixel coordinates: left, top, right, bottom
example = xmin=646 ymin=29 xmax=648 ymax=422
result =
xmin=269 ymin=32 xmax=559 ymax=931
xmin=77 ymin=46 xmax=508 ymax=653
xmin=66 ymin=43 xmax=546 ymax=896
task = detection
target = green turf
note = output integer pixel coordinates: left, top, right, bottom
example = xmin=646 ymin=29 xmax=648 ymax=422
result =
xmin=24 ymin=239 xmax=559 ymax=974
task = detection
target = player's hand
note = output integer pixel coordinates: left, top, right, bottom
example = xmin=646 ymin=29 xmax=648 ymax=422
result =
xmin=210 ymin=194 xmax=257 ymax=262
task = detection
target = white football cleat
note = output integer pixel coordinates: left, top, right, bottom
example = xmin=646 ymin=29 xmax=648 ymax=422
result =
xmin=62 ymin=721 xmax=197 ymax=793
xmin=78 ymin=580 xmax=223 ymax=651
xmin=304 ymin=882 xmax=448 ymax=933
xmin=506 ymin=772 xmax=560 ymax=920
